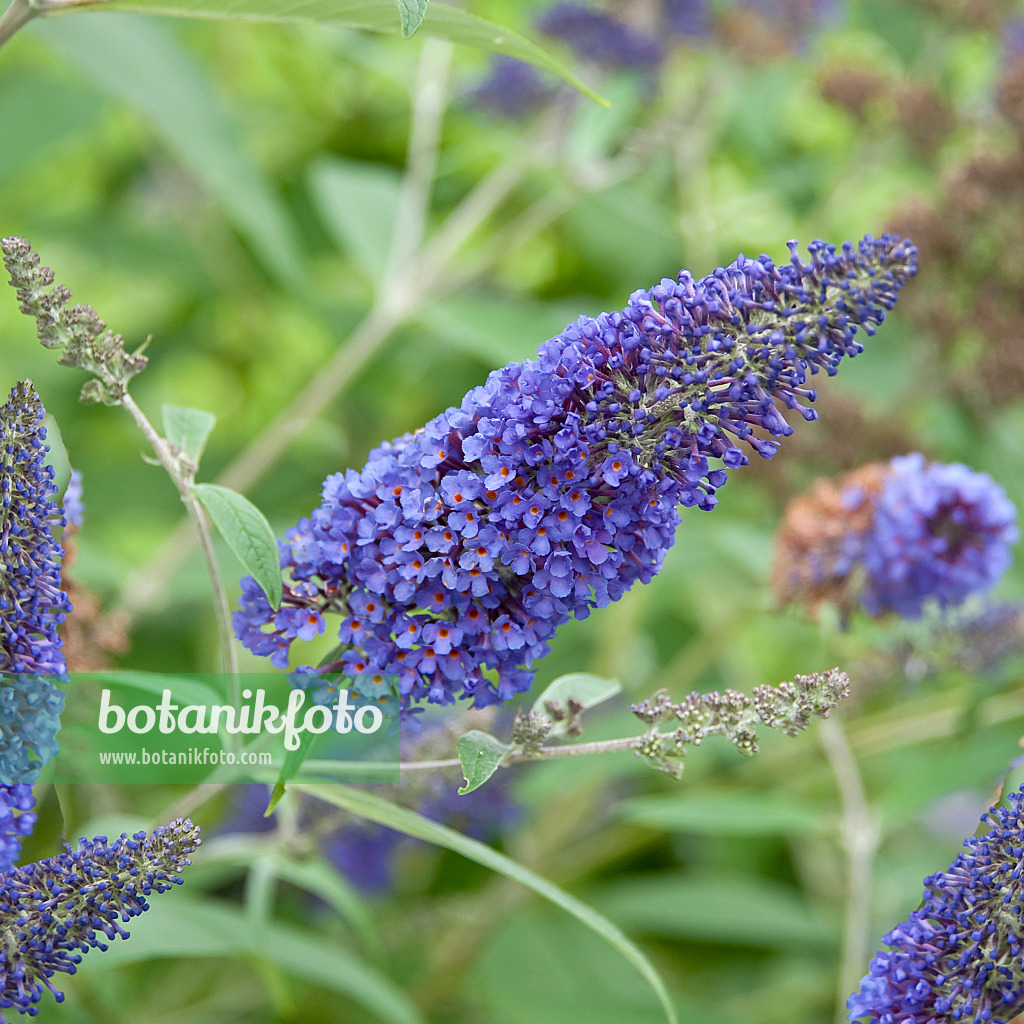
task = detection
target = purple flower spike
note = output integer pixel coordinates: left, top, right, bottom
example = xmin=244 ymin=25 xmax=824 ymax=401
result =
xmin=0 ymin=818 xmax=201 ymax=1022
xmin=0 ymin=381 xmax=70 ymax=676
xmin=848 ymin=784 xmax=1024 ymax=1023
xmin=0 ymin=381 xmax=70 ymax=785
xmin=235 ymin=235 xmax=916 ymax=712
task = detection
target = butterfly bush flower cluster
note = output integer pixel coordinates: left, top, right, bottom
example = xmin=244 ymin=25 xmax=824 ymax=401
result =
xmin=467 ymin=0 xmax=837 ymax=120
xmin=773 ymin=453 xmax=1018 ymax=620
xmin=0 ymin=381 xmax=69 ymax=808
xmin=536 ymin=3 xmax=665 ymax=69
xmin=847 ymin=784 xmax=1024 ymax=1024
xmin=0 ymin=818 xmax=201 ymax=1022
xmin=235 ymin=236 xmax=916 ymax=713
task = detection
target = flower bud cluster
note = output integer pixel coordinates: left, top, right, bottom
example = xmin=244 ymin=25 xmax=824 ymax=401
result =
xmin=0 ymin=818 xmax=201 ymax=1022
xmin=1 ymin=238 xmax=147 ymax=404
xmin=631 ymin=668 xmax=850 ymax=776
xmin=235 ymin=236 xmax=915 ymax=713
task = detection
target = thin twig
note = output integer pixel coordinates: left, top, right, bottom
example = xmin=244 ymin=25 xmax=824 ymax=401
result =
xmin=120 ymin=393 xmax=239 ymax=681
xmin=819 ymin=715 xmax=879 ymax=1024
xmin=0 ymin=0 xmax=35 ymax=48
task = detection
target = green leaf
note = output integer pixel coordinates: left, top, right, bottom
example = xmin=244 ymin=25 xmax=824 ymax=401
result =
xmin=76 ymin=0 xmax=606 ymax=103
xmin=308 ymin=156 xmax=401 ymax=277
xmin=457 ymin=730 xmax=510 ymax=795
xmin=192 ymin=483 xmax=283 ymax=609
xmin=532 ymin=672 xmax=621 ymax=736
xmin=592 ymin=872 xmax=836 ymax=950
xmin=267 ymin=727 xmax=320 ymax=813
xmin=292 ymin=784 xmax=678 ymax=1024
xmin=396 ymin=0 xmax=427 ymax=37
xmin=36 ymin=14 xmax=305 ymax=289
xmin=93 ymin=897 xmax=425 ymax=1024
xmin=40 ymin=415 xmax=72 ymax=497
xmin=162 ymin=405 xmax=217 ymax=466
xmin=618 ymin=791 xmax=824 ymax=837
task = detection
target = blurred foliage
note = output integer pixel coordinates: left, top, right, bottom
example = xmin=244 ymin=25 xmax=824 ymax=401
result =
xmin=3 ymin=0 xmax=1024 ymax=1021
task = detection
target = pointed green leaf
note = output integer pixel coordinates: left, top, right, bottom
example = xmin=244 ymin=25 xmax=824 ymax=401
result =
xmin=72 ymin=0 xmax=606 ymax=103
xmin=162 ymin=405 xmax=216 ymax=466
xmin=396 ymin=0 xmax=427 ymax=37
xmin=532 ymin=672 xmax=621 ymax=736
xmin=267 ymin=727 xmax=319 ymax=813
xmin=291 ymin=784 xmax=678 ymax=1024
xmin=457 ymin=730 xmax=510 ymax=794
xmin=192 ymin=483 xmax=283 ymax=609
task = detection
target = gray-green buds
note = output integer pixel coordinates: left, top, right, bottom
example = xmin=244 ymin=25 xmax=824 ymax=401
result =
xmin=2 ymin=237 xmax=148 ymax=404
xmin=631 ymin=668 xmax=850 ymax=777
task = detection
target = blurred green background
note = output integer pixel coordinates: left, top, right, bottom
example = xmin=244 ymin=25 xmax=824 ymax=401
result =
xmin=3 ymin=0 xmax=1024 ymax=1021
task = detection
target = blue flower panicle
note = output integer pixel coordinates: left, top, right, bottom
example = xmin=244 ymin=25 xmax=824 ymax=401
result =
xmin=235 ymin=235 xmax=917 ymax=711
xmin=0 ymin=381 xmax=71 ymax=676
xmin=536 ymin=3 xmax=664 ymax=69
xmin=0 ymin=785 xmax=36 ymax=874
xmin=0 ymin=381 xmax=70 ymax=784
xmin=847 ymin=784 xmax=1024 ymax=1024
xmin=773 ymin=455 xmax=1018 ymax=621
xmin=0 ymin=817 xmax=201 ymax=1022
xmin=859 ymin=454 xmax=1018 ymax=618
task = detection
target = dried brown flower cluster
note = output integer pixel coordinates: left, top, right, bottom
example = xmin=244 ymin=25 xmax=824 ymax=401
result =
xmin=771 ymin=462 xmax=890 ymax=617
xmin=884 ymin=37 xmax=1024 ymax=405
xmin=60 ymin=532 xmax=130 ymax=672
xmin=818 ymin=68 xmax=952 ymax=158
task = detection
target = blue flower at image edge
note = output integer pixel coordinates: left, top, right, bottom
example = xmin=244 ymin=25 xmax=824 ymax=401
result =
xmin=848 ymin=784 xmax=1024 ymax=1023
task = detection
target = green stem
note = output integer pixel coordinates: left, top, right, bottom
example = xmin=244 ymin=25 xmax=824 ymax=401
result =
xmin=348 ymin=734 xmax=644 ymax=773
xmin=820 ymin=715 xmax=879 ymax=1023
xmin=119 ymin=393 xmax=240 ymax=685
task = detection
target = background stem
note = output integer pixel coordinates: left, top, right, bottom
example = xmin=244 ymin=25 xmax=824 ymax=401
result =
xmin=820 ymin=715 xmax=879 ymax=1022
xmin=0 ymin=0 xmax=35 ymax=49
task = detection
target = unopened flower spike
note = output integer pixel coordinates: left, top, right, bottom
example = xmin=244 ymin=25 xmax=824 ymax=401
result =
xmin=1 ymin=237 xmax=147 ymax=404
xmin=235 ymin=234 xmax=916 ymax=714
xmin=0 ymin=818 xmax=201 ymax=1022
xmin=631 ymin=668 xmax=850 ymax=776
xmin=848 ymin=783 xmax=1024 ymax=1024
xmin=0 ymin=381 xmax=70 ymax=785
